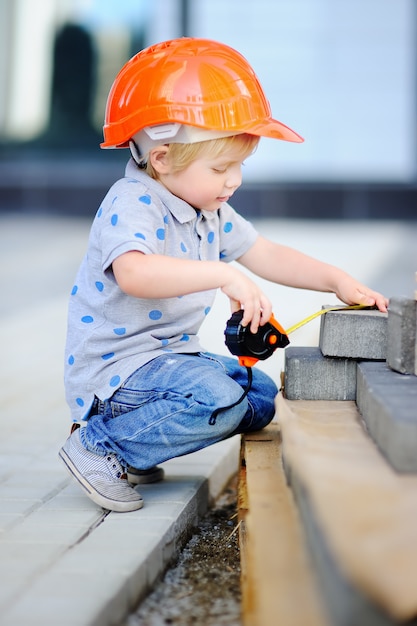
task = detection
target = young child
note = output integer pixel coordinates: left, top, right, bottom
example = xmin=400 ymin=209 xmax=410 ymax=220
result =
xmin=59 ymin=38 xmax=388 ymax=512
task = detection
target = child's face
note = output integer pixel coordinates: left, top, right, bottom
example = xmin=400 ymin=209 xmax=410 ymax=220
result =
xmin=159 ymin=148 xmax=246 ymax=211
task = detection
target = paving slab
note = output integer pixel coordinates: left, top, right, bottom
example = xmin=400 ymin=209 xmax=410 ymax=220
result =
xmin=319 ymin=306 xmax=387 ymax=360
xmin=284 ymin=346 xmax=357 ymax=400
xmin=356 ymin=361 xmax=417 ymax=472
xmin=0 ymin=433 xmax=240 ymax=626
xmin=387 ymin=296 xmax=417 ymax=374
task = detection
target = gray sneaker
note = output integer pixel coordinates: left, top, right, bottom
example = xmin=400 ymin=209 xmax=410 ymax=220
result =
xmin=127 ymin=465 xmax=165 ymax=485
xmin=58 ymin=428 xmax=144 ymax=512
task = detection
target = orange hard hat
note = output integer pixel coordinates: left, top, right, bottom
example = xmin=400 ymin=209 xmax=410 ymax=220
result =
xmin=101 ymin=37 xmax=303 ymax=149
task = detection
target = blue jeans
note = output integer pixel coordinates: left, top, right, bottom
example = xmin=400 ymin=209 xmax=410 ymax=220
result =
xmin=81 ymin=352 xmax=278 ymax=469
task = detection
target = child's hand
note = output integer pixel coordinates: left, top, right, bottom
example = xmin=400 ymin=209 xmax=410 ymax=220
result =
xmin=220 ymin=267 xmax=272 ymax=332
xmin=335 ymin=275 xmax=389 ymax=313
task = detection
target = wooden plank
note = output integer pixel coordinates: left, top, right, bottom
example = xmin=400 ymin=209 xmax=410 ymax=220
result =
xmin=239 ymin=424 xmax=328 ymax=626
xmin=278 ymin=396 xmax=417 ymax=622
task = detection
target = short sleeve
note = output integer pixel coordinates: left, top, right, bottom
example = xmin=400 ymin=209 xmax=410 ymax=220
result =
xmin=92 ymin=178 xmax=169 ymax=272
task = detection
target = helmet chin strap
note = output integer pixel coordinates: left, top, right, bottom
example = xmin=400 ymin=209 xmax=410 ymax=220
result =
xmin=129 ymin=140 xmax=147 ymax=168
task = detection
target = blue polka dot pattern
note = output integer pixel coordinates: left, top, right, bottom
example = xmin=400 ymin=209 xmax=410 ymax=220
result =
xmin=65 ymin=163 xmax=259 ymax=424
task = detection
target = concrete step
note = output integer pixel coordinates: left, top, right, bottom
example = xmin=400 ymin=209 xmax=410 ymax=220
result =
xmin=278 ymin=395 xmax=417 ymax=626
xmin=356 ymin=361 xmax=417 ymax=472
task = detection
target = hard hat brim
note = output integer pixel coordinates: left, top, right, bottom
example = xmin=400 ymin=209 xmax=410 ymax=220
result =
xmin=101 ymin=119 xmax=303 ymax=149
xmin=241 ymin=118 xmax=303 ymax=143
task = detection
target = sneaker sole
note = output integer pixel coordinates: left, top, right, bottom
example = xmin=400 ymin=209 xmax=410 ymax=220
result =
xmin=58 ymin=447 xmax=144 ymax=513
xmin=127 ymin=466 xmax=165 ymax=485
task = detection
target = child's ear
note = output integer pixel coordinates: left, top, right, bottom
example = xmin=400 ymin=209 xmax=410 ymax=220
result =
xmin=149 ymin=146 xmax=170 ymax=174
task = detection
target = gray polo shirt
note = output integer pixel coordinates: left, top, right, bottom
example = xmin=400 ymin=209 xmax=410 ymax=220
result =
xmin=64 ymin=158 xmax=258 ymax=421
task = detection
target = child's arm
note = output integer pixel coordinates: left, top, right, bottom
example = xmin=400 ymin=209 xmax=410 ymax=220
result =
xmin=238 ymin=235 xmax=388 ymax=313
xmin=112 ymin=251 xmax=273 ymax=331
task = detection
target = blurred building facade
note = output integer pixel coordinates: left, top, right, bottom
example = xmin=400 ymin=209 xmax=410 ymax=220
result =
xmin=0 ymin=0 xmax=416 ymax=219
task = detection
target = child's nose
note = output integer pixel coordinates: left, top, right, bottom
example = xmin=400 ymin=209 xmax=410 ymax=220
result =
xmin=225 ymin=166 xmax=242 ymax=189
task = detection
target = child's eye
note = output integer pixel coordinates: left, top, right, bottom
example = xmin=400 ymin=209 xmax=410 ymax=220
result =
xmin=212 ymin=168 xmax=227 ymax=174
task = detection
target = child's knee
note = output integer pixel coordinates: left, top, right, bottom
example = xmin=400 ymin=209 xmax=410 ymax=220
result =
xmin=253 ymin=368 xmax=279 ymax=398
xmin=208 ymin=396 xmax=249 ymax=435
xmin=249 ymin=400 xmax=275 ymax=431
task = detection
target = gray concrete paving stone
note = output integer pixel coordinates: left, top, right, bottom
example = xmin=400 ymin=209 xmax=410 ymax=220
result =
xmin=357 ymin=362 xmax=417 ymax=472
xmin=284 ymin=346 xmax=357 ymax=400
xmin=387 ymin=296 xmax=417 ymax=374
xmin=319 ymin=307 xmax=387 ymax=360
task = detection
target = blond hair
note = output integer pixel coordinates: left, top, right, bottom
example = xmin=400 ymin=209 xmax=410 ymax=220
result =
xmin=144 ymin=133 xmax=259 ymax=179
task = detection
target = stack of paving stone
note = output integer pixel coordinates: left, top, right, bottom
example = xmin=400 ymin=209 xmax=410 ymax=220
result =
xmin=278 ymin=296 xmax=417 ymax=625
xmin=284 ymin=298 xmax=417 ymax=471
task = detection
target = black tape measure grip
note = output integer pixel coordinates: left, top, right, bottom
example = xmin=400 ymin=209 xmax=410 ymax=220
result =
xmin=224 ymin=309 xmax=290 ymax=367
xmin=208 ymin=310 xmax=289 ymax=427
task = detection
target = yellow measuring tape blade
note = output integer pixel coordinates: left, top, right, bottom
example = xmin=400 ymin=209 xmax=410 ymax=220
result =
xmin=285 ymin=304 xmax=371 ymax=336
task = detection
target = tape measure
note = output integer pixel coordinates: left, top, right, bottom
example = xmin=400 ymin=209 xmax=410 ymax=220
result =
xmin=225 ymin=304 xmax=371 ymax=367
xmin=224 ymin=310 xmax=290 ymax=367
xmin=284 ymin=303 xmax=370 ymax=335
xmin=213 ymin=303 xmax=373 ymax=426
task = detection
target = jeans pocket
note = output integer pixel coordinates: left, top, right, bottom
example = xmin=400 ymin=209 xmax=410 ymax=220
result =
xmin=110 ymin=388 xmax=164 ymax=418
xmin=110 ymin=387 xmax=195 ymax=419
